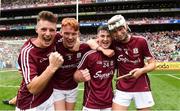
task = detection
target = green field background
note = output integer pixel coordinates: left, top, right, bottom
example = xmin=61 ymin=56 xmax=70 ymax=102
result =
xmin=0 ymin=70 xmax=179 ymax=110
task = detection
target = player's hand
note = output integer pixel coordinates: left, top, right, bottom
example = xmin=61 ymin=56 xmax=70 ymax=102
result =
xmin=101 ymin=48 xmax=115 ymax=57
xmin=129 ymin=68 xmax=144 ymax=79
xmin=87 ymin=39 xmax=99 ymax=50
xmin=80 ymin=68 xmax=91 ymax=82
xmin=49 ymin=52 xmax=64 ymax=72
xmin=69 ymin=37 xmax=80 ymax=52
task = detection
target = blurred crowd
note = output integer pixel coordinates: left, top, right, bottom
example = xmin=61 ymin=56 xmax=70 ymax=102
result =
xmin=1 ymin=0 xmax=94 ymax=9
xmin=132 ymin=31 xmax=180 ymax=62
xmin=0 ymin=30 xmax=179 ymax=69
xmin=0 ymin=36 xmax=30 ymax=69
xmin=1 ymin=16 xmax=179 ymax=31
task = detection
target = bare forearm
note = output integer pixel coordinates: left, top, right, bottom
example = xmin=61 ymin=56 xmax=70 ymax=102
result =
xmin=27 ymin=66 xmax=56 ymax=95
xmin=86 ymin=39 xmax=99 ymax=50
xmin=142 ymin=59 xmax=156 ymax=73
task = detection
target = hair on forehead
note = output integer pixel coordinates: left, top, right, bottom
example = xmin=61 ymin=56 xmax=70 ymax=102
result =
xmin=97 ymin=25 xmax=110 ymax=34
xmin=61 ymin=18 xmax=79 ymax=31
xmin=37 ymin=11 xmax=58 ymax=23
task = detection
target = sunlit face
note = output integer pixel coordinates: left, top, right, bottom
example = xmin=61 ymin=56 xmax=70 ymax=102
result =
xmin=61 ymin=25 xmax=79 ymax=49
xmin=111 ymin=26 xmax=128 ymax=42
xmin=97 ymin=30 xmax=112 ymax=49
xmin=35 ymin=20 xmax=57 ymax=48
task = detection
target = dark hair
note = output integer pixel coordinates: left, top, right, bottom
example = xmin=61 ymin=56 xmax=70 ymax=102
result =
xmin=37 ymin=11 xmax=58 ymax=23
xmin=97 ymin=25 xmax=110 ymax=34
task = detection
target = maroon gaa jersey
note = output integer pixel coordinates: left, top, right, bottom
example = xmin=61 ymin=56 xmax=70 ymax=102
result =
xmin=17 ymin=38 xmax=56 ymax=109
xmin=114 ymin=35 xmax=154 ymax=92
xmin=53 ymin=35 xmax=91 ymax=90
xmin=78 ymin=50 xmax=115 ymax=109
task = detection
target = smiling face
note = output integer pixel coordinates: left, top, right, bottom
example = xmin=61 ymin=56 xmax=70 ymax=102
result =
xmin=61 ymin=25 xmax=79 ymax=49
xmin=35 ymin=19 xmax=57 ymax=48
xmin=60 ymin=18 xmax=79 ymax=49
xmin=97 ymin=29 xmax=112 ymax=49
xmin=110 ymin=26 xmax=128 ymax=43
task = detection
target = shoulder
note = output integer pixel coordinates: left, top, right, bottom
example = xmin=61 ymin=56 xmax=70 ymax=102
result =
xmin=82 ymin=50 xmax=97 ymax=59
xmin=80 ymin=42 xmax=90 ymax=48
xmin=55 ymin=33 xmax=63 ymax=43
xmin=20 ymin=39 xmax=34 ymax=52
xmin=19 ymin=39 xmax=35 ymax=60
xmin=131 ymin=35 xmax=148 ymax=43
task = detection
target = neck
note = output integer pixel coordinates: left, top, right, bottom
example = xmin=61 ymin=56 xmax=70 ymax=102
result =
xmin=121 ymin=34 xmax=131 ymax=43
xmin=32 ymin=38 xmax=45 ymax=48
xmin=62 ymin=40 xmax=73 ymax=51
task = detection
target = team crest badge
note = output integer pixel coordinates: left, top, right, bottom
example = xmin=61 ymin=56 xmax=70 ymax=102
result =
xmin=77 ymin=53 xmax=81 ymax=58
xmin=133 ymin=48 xmax=139 ymax=54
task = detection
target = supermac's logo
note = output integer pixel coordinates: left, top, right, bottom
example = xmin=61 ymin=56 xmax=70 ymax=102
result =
xmin=93 ymin=70 xmax=114 ymax=80
xmin=117 ymin=54 xmax=141 ymax=64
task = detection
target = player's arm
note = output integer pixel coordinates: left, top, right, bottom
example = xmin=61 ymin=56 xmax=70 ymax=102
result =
xmin=27 ymin=52 xmax=64 ymax=95
xmin=130 ymin=58 xmax=156 ymax=79
xmin=74 ymin=69 xmax=91 ymax=83
xmin=142 ymin=57 xmax=156 ymax=73
xmin=87 ymin=39 xmax=114 ymax=57
xmin=130 ymin=38 xmax=156 ymax=79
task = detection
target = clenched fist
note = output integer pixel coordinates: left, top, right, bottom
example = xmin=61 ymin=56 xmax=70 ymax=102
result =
xmin=49 ymin=51 xmax=64 ymax=72
xmin=80 ymin=68 xmax=91 ymax=82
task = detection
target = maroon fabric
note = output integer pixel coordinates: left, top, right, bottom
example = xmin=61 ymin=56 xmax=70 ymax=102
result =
xmin=53 ymin=35 xmax=91 ymax=90
xmin=17 ymin=39 xmax=55 ymax=109
xmin=114 ymin=35 xmax=154 ymax=92
xmin=78 ymin=50 xmax=115 ymax=109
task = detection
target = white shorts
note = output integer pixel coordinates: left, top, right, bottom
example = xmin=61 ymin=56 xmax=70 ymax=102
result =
xmin=113 ymin=89 xmax=155 ymax=109
xmin=82 ymin=106 xmax=111 ymax=111
xmin=15 ymin=94 xmax=54 ymax=111
xmin=53 ymin=87 xmax=78 ymax=103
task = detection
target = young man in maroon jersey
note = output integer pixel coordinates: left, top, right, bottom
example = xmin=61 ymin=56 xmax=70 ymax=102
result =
xmin=53 ymin=18 xmax=114 ymax=111
xmin=15 ymin=11 xmax=64 ymax=111
xmin=108 ymin=15 xmax=156 ymax=111
xmin=52 ymin=18 xmax=91 ymax=111
xmin=74 ymin=25 xmax=115 ymax=111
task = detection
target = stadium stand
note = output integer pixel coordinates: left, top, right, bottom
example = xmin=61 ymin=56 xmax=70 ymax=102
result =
xmin=0 ymin=0 xmax=179 ymax=69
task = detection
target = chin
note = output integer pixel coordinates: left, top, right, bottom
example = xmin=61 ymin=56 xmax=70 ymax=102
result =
xmin=67 ymin=45 xmax=74 ymax=49
xmin=45 ymin=42 xmax=52 ymax=46
xmin=44 ymin=44 xmax=51 ymax=48
xmin=102 ymin=45 xmax=110 ymax=49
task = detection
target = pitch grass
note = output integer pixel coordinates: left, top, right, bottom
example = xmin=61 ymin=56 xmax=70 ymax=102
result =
xmin=0 ymin=70 xmax=179 ymax=110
